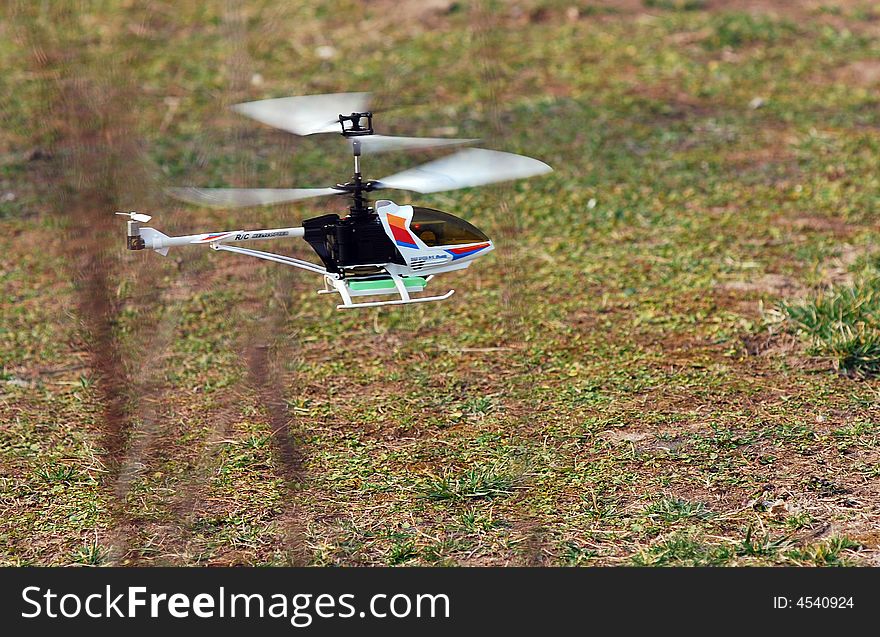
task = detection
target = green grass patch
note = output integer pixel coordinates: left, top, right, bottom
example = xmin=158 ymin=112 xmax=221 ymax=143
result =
xmin=633 ymin=532 xmax=733 ymax=566
xmin=70 ymin=535 xmax=110 ymax=566
xmin=634 ymin=526 xmax=794 ymax=566
xmin=643 ymin=0 xmax=706 ymax=11
xmin=421 ymin=461 xmax=529 ymax=501
xmin=703 ymin=12 xmax=798 ymax=50
xmin=785 ymin=537 xmax=861 ymax=566
xmin=775 ymin=277 xmax=880 ymax=376
xmin=644 ymin=497 xmax=714 ymax=523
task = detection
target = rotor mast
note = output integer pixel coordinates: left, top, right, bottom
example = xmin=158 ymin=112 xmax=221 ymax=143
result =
xmin=338 ymin=112 xmax=375 ymax=218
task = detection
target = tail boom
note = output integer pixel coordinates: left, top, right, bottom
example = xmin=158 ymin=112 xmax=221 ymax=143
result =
xmin=125 ymin=216 xmax=305 ymax=257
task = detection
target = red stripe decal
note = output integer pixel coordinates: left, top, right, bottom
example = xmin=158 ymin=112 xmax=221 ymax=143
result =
xmin=449 ymin=242 xmax=490 ymax=255
xmin=390 ymin=225 xmax=416 ymax=245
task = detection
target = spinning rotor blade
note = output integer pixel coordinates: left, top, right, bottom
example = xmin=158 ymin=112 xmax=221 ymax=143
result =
xmin=232 ymin=92 xmax=472 ymax=153
xmin=231 ymin=92 xmax=371 ymax=136
xmin=375 ymin=148 xmax=552 ymax=194
xmin=354 ymin=135 xmax=477 ymax=154
xmin=168 ymin=187 xmax=340 ymax=208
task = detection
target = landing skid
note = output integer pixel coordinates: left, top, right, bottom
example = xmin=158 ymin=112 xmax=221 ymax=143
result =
xmin=320 ymin=273 xmax=455 ymax=309
xmin=211 ymin=244 xmax=456 ymax=309
xmin=335 ymin=289 xmax=455 ymax=309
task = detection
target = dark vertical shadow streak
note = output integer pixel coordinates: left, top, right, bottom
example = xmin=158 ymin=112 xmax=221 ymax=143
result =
xmin=136 ymin=1 xmax=311 ymax=566
xmin=14 ymin=2 xmax=181 ymax=564
xmin=245 ymin=342 xmax=309 ymax=565
xmin=470 ymin=2 xmax=548 ymax=566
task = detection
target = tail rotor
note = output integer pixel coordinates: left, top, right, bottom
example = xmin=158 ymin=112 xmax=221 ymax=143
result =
xmin=115 ymin=211 xmax=152 ymax=223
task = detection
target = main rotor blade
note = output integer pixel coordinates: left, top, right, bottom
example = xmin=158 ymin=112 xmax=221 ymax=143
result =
xmin=231 ymin=92 xmax=371 ymax=136
xmin=168 ymin=187 xmax=341 ymax=208
xmin=374 ymin=148 xmax=552 ymax=194
xmin=354 ymin=135 xmax=477 ymax=154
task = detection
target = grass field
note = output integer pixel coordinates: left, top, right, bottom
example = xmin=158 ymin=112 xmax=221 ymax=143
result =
xmin=1 ymin=0 xmax=879 ymax=566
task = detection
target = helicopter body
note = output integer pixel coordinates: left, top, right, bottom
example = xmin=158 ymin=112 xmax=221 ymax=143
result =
xmin=301 ymin=200 xmax=493 ymax=274
xmin=127 ymin=198 xmax=494 ymax=308
xmin=307 ymin=199 xmax=494 ymax=307
xmin=119 ymin=92 xmax=548 ymax=309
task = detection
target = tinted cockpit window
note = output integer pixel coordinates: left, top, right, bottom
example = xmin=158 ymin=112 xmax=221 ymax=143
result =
xmin=410 ymin=207 xmax=489 ymax=247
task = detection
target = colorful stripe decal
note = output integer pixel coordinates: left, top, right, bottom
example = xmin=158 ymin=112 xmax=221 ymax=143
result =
xmin=200 ymin=232 xmax=232 ymax=242
xmin=445 ymin=242 xmax=491 ymax=260
xmin=387 ymin=213 xmax=418 ymax=249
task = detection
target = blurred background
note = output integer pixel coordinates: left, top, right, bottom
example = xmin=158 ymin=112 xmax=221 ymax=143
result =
xmin=1 ymin=1 xmax=878 ymax=566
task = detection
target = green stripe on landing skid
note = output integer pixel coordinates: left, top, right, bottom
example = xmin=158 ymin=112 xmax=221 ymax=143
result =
xmin=349 ymin=276 xmax=427 ymax=293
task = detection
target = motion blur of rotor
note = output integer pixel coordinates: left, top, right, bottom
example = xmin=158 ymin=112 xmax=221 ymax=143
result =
xmin=167 ymin=91 xmax=551 ymax=217
xmin=126 ymin=92 xmax=553 ymax=309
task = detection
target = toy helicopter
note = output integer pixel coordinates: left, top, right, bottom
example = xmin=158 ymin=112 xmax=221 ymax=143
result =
xmin=119 ymin=92 xmax=551 ymax=309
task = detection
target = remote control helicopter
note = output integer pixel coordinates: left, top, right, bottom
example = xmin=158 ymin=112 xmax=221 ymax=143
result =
xmin=119 ymin=92 xmax=552 ymax=309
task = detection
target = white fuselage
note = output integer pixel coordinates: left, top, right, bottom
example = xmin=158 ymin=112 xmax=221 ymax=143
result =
xmin=374 ymin=199 xmax=494 ymax=277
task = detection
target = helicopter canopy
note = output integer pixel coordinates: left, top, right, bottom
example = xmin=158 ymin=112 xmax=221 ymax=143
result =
xmin=409 ymin=207 xmax=489 ymax=247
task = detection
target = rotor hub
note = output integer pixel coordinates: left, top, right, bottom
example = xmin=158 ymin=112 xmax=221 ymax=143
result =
xmin=338 ymin=111 xmax=373 ymax=137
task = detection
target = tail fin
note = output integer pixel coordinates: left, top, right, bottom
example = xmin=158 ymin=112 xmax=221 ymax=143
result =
xmin=138 ymin=227 xmax=170 ymax=256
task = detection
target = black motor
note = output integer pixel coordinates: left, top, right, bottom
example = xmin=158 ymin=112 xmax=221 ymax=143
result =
xmin=302 ymin=213 xmax=402 ymax=274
